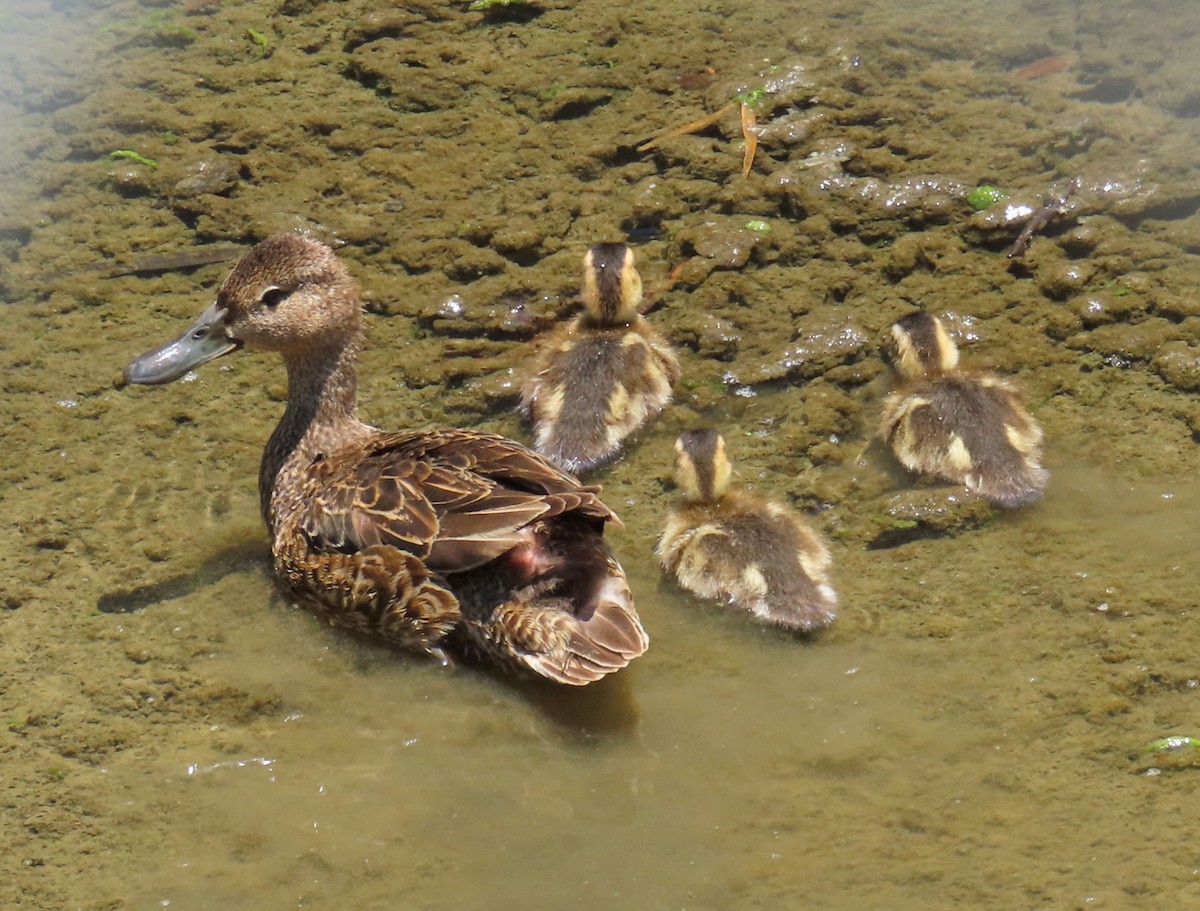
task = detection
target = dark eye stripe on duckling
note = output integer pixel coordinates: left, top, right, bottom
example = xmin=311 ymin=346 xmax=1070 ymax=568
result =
xmin=583 ymin=243 xmax=635 ymax=324
xmin=675 ymin=429 xmax=722 ymax=500
xmin=892 ymin=310 xmax=957 ymax=375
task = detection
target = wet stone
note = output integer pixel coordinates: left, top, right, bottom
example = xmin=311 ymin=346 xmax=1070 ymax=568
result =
xmin=878 ymin=175 xmax=969 ymax=219
xmin=1154 ymin=293 xmax=1200 ymax=321
xmin=1114 ymin=271 xmax=1159 ymax=298
xmin=865 ymin=487 xmax=998 ymax=549
xmin=1152 ymin=342 xmax=1200 ymax=392
xmin=755 ymin=315 xmax=870 ymax=383
xmin=346 ymin=43 xmax=469 ymax=113
xmin=673 ymin=312 xmax=741 ymax=361
xmin=1060 ymin=220 xmax=1105 ymax=254
xmin=1068 ymin=318 xmax=1177 ymax=361
xmin=754 ymin=109 xmax=823 ymax=147
xmin=1067 ymin=290 xmax=1147 ymax=327
xmin=419 ymin=293 xmax=475 ymax=335
xmin=822 ymin=359 xmax=884 ymax=387
xmin=1038 ymin=261 xmax=1094 ymax=300
xmin=418 ymin=291 xmax=554 ymax=341
xmin=706 ymin=57 xmax=819 ymax=113
xmin=884 ymin=232 xmax=965 ymax=280
xmin=628 ymin=177 xmax=688 ymax=224
xmin=795 ymin=382 xmax=859 ymax=435
xmin=849 ymin=144 xmax=905 ymax=178
xmin=493 ymin=296 xmax=551 ymax=339
xmin=109 ymin=164 xmax=151 ymax=197
xmin=491 ymin=223 xmax=543 ymax=263
xmin=1041 ymin=306 xmax=1085 ymax=341
xmin=464 ymin=368 xmax=524 ymax=413
xmin=172 ymin=157 xmax=240 ymax=197
xmin=399 ymin=238 xmax=507 ymax=280
xmin=678 ymin=218 xmax=765 ymax=271
xmin=963 ymin=194 xmax=1040 ymax=239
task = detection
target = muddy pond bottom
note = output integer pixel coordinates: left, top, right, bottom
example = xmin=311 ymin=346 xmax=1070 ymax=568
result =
xmin=73 ymin=462 xmax=1199 ymax=911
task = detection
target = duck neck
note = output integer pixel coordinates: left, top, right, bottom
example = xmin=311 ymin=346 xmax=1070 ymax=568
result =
xmin=259 ymin=334 xmax=372 ymax=531
xmin=583 ymin=295 xmax=638 ymax=329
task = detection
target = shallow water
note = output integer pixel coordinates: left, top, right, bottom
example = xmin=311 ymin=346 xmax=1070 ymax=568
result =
xmin=4 ymin=0 xmax=1200 ymax=908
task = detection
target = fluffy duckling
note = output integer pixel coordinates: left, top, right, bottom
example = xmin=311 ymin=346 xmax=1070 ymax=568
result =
xmin=123 ymin=234 xmax=649 ymax=686
xmin=522 ymin=243 xmax=680 ymax=473
xmin=657 ymin=430 xmax=837 ymax=632
xmin=880 ymin=310 xmax=1048 ymax=507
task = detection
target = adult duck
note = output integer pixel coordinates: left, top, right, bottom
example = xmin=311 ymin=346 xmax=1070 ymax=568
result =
xmin=123 ymin=234 xmax=649 ymax=685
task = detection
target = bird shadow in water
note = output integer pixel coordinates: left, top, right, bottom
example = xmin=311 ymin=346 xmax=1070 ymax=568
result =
xmin=96 ymin=540 xmax=272 ymax=614
xmin=96 ymin=542 xmax=643 ymax=741
xmin=498 ymin=670 xmax=643 ymax=743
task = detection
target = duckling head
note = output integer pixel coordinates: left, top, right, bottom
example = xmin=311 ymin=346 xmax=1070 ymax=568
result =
xmin=124 ymin=234 xmax=360 ymax=385
xmin=889 ymin=310 xmax=959 ymax=380
xmin=581 ymin=242 xmax=642 ymax=327
xmin=673 ymin=429 xmax=733 ymax=503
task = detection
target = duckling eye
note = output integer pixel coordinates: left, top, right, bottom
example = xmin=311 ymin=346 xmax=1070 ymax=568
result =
xmin=260 ymin=286 xmax=290 ymax=308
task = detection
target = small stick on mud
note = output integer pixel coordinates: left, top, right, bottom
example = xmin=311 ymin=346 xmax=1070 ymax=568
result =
xmin=739 ymin=103 xmax=758 ymax=177
xmin=638 ymin=103 xmax=736 ymax=152
xmin=643 ymin=258 xmax=692 ymax=307
xmin=39 ymin=244 xmax=247 ymax=284
xmin=1008 ymin=178 xmax=1081 ymax=259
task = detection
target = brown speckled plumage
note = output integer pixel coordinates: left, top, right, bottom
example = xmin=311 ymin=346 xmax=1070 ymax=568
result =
xmin=522 ymin=243 xmax=680 ymax=473
xmin=656 ymin=430 xmax=837 ymax=632
xmin=880 ymin=311 xmax=1048 ymax=507
xmin=124 ymin=233 xmax=648 ymax=684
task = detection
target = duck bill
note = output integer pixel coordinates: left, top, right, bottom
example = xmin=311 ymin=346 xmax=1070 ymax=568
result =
xmin=123 ymin=302 xmax=241 ymax=385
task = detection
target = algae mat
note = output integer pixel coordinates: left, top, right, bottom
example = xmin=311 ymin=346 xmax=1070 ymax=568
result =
xmin=3 ymin=0 xmax=1200 ymax=908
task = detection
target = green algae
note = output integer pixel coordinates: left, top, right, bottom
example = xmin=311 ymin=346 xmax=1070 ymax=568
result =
xmin=6 ymin=1 xmax=1200 ymax=910
xmin=108 ymin=150 xmax=158 ymax=169
xmin=966 ymin=184 xmax=1009 ymax=210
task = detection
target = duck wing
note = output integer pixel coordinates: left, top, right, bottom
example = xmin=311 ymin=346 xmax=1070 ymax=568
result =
xmin=885 ymin=376 xmax=1047 ymax=506
xmin=296 ymin=429 xmax=617 ymax=572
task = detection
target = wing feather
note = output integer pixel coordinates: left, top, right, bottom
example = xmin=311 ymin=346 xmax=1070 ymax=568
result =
xmin=295 ymin=429 xmax=617 ymax=572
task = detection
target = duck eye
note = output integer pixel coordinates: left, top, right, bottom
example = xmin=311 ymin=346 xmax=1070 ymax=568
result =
xmin=260 ymin=286 xmax=289 ymax=308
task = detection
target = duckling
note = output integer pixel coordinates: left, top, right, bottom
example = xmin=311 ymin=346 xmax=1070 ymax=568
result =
xmin=521 ymin=243 xmax=680 ymax=473
xmin=123 ymin=234 xmax=649 ymax=685
xmin=656 ymin=429 xmax=837 ymax=632
xmin=880 ymin=310 xmax=1048 ymax=507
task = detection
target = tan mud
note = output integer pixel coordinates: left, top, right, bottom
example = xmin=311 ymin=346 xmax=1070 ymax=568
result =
xmin=3 ymin=0 xmax=1200 ymax=908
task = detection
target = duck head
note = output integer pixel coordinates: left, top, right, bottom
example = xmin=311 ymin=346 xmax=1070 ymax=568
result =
xmin=673 ymin=428 xmax=732 ymax=504
xmin=581 ymin=242 xmax=642 ymax=327
xmin=124 ymin=234 xmax=360 ymax=385
xmin=889 ymin=310 xmax=959 ymax=380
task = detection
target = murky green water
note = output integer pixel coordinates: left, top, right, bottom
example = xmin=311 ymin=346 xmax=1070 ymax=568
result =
xmin=4 ymin=0 xmax=1200 ymax=908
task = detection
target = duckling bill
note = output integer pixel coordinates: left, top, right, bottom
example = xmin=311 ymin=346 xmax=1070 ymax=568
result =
xmin=123 ymin=233 xmax=649 ymax=685
xmin=880 ymin=310 xmax=1048 ymax=507
xmin=522 ymin=243 xmax=680 ymax=473
xmin=657 ymin=429 xmax=837 ymax=632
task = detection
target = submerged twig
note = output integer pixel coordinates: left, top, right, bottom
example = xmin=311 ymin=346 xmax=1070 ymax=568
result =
xmin=643 ymin=258 xmax=692 ymax=305
xmin=106 ymin=245 xmax=247 ymax=277
xmin=637 ymin=103 xmax=736 ymax=152
xmin=1008 ymin=178 xmax=1080 ymax=259
xmin=39 ymin=245 xmax=246 ymax=284
xmin=739 ymin=103 xmax=758 ymax=177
